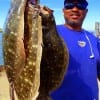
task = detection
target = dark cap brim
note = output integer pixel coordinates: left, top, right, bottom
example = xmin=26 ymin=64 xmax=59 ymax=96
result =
xmin=64 ymin=0 xmax=88 ymax=7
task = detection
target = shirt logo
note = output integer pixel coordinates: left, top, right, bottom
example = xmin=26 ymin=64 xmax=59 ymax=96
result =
xmin=78 ymin=41 xmax=86 ymax=47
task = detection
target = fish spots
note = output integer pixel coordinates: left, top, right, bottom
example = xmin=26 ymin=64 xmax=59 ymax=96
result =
xmin=32 ymin=45 xmax=38 ymax=48
xmin=28 ymin=61 xmax=33 ymax=66
xmin=8 ymin=48 xmax=15 ymax=55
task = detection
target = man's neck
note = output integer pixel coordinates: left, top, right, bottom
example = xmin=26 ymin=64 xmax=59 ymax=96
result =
xmin=64 ymin=24 xmax=82 ymax=32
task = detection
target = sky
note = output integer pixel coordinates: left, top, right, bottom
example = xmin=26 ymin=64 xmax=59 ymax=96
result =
xmin=0 ymin=0 xmax=100 ymax=31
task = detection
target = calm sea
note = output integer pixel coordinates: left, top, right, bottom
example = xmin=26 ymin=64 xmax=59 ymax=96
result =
xmin=0 ymin=33 xmax=4 ymax=65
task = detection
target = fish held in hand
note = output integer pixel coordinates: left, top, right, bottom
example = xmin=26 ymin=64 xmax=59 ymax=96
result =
xmin=14 ymin=2 xmax=42 ymax=100
xmin=3 ymin=0 xmax=27 ymax=84
xmin=36 ymin=6 xmax=69 ymax=100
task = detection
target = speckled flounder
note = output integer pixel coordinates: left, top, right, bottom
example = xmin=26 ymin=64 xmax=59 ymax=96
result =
xmin=3 ymin=0 xmax=42 ymax=100
xmin=36 ymin=6 xmax=69 ymax=100
xmin=3 ymin=0 xmax=26 ymax=84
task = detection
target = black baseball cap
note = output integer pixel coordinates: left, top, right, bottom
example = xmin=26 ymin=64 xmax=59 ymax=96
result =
xmin=64 ymin=0 xmax=88 ymax=9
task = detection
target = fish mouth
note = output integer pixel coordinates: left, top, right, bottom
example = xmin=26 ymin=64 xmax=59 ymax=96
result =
xmin=39 ymin=6 xmax=53 ymax=16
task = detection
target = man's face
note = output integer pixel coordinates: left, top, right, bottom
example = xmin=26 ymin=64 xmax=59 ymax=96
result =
xmin=63 ymin=3 xmax=88 ymax=26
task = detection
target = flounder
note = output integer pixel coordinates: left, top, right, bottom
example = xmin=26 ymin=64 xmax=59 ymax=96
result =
xmin=36 ymin=6 xmax=69 ymax=100
xmin=3 ymin=0 xmax=27 ymax=84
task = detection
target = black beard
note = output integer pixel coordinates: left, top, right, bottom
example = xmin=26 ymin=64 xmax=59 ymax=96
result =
xmin=66 ymin=19 xmax=83 ymax=27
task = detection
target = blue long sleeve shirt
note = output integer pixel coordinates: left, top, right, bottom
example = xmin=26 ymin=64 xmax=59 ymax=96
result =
xmin=50 ymin=25 xmax=100 ymax=100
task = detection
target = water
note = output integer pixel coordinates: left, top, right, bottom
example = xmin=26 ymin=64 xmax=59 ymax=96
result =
xmin=0 ymin=33 xmax=4 ymax=65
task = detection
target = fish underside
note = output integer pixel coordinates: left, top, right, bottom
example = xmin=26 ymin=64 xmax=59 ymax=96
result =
xmin=3 ymin=0 xmax=42 ymax=100
xmin=36 ymin=6 xmax=69 ymax=100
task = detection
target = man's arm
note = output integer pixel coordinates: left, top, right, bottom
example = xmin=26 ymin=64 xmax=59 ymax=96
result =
xmin=97 ymin=37 xmax=100 ymax=81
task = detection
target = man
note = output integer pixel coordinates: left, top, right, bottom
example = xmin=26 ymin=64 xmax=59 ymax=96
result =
xmin=50 ymin=0 xmax=100 ymax=100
